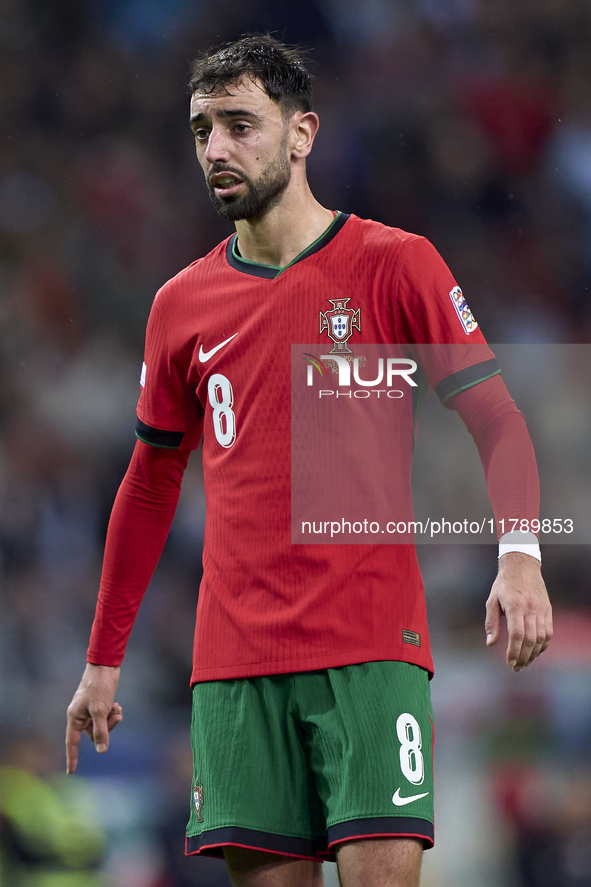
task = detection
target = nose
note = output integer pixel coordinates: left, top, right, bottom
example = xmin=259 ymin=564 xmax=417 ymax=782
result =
xmin=203 ymin=126 xmax=231 ymax=164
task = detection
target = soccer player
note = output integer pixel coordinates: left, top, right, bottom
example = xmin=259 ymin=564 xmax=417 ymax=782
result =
xmin=66 ymin=35 xmax=552 ymax=887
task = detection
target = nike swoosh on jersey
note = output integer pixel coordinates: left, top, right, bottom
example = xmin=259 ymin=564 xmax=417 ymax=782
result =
xmin=198 ymin=333 xmax=238 ymax=362
xmin=392 ymin=788 xmax=430 ymax=807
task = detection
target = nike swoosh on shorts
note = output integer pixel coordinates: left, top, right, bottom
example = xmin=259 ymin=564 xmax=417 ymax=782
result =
xmin=391 ymin=788 xmax=430 ymax=806
xmin=199 ymin=333 xmax=238 ymax=362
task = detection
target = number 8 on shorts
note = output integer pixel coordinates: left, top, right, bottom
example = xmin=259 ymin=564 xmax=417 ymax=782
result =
xmin=396 ymin=713 xmax=424 ymax=786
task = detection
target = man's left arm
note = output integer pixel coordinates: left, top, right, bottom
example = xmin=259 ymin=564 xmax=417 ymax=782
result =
xmin=451 ymin=374 xmax=553 ymax=670
xmin=485 ymin=551 xmax=552 ymax=671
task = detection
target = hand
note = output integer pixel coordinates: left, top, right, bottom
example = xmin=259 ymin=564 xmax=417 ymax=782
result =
xmin=66 ymin=664 xmax=123 ymax=774
xmin=485 ymin=551 xmax=552 ymax=671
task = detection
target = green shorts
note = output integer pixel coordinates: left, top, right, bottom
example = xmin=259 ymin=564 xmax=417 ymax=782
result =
xmin=186 ymin=660 xmax=434 ymax=861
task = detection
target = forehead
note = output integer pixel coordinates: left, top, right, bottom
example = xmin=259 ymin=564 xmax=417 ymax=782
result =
xmin=189 ymin=76 xmax=282 ymax=120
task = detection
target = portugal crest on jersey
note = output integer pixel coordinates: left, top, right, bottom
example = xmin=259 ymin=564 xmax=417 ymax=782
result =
xmin=319 ymin=298 xmax=361 ymax=353
xmin=193 ymin=777 xmax=204 ymax=822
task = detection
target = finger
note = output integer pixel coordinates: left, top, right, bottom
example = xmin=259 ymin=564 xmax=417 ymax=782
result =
xmin=83 ymin=723 xmax=95 ymax=741
xmin=526 ymin=639 xmax=545 ymax=665
xmin=528 ymin=606 xmax=554 ymax=662
xmin=505 ymin=609 xmax=526 ymax=670
xmin=106 ymin=703 xmax=123 ymax=732
xmin=65 ymin=727 xmax=81 ymax=775
xmin=90 ymin=711 xmax=110 ymax=755
xmin=484 ymin=596 xmax=501 ymax=646
xmin=540 ymin=608 xmax=554 ymax=654
xmin=524 ymin=613 xmax=550 ymax=664
xmin=516 ymin=613 xmax=539 ymax=668
xmin=66 ymin=712 xmax=90 ymax=775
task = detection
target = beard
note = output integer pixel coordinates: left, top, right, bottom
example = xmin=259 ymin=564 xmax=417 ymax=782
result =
xmin=207 ymin=136 xmax=291 ymax=222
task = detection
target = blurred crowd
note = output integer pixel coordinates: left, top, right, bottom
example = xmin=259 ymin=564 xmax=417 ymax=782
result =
xmin=1 ymin=0 xmax=591 ymax=884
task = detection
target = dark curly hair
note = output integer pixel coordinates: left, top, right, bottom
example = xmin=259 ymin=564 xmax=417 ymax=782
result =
xmin=188 ymin=34 xmax=313 ymax=116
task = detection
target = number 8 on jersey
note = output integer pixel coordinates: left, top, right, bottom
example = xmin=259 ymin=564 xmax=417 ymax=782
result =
xmin=207 ymin=373 xmax=236 ymax=448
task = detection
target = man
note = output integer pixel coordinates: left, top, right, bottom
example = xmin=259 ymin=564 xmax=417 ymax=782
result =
xmin=66 ymin=35 xmax=552 ymax=887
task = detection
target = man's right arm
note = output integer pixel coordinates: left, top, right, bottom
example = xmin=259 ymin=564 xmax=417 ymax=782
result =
xmin=65 ymin=439 xmax=190 ymax=773
xmin=66 ymin=664 xmax=122 ymax=774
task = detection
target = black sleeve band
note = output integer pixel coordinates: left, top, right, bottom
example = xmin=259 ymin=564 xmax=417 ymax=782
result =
xmin=135 ymin=418 xmax=184 ymax=449
xmin=435 ymin=358 xmax=501 ymax=405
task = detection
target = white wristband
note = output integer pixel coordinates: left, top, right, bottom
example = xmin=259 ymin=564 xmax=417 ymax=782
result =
xmin=498 ymin=531 xmax=541 ymax=562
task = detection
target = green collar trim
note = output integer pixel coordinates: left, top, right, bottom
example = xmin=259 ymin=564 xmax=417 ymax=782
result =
xmin=226 ymin=212 xmax=349 ymax=279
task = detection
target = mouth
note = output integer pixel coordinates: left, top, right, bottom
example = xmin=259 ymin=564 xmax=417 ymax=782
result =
xmin=210 ymin=171 xmax=244 ymax=198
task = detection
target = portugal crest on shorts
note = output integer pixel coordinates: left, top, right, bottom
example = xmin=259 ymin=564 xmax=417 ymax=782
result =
xmin=193 ymin=777 xmax=204 ymax=822
xmin=319 ymin=298 xmax=361 ymax=353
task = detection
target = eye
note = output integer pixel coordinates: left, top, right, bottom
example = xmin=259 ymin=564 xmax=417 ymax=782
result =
xmin=234 ymin=123 xmax=250 ymax=135
xmin=193 ymin=128 xmax=210 ymax=143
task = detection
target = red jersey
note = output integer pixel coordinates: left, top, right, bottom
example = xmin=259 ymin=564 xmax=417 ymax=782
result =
xmin=131 ymin=214 xmax=498 ymax=682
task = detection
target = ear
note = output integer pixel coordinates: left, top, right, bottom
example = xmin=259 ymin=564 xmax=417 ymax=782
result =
xmin=289 ymin=111 xmax=320 ymax=160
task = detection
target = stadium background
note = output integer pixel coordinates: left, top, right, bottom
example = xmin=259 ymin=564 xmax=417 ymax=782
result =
xmin=1 ymin=0 xmax=590 ymax=884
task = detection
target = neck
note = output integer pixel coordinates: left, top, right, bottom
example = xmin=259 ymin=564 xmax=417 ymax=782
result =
xmin=233 ymin=180 xmax=334 ymax=268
